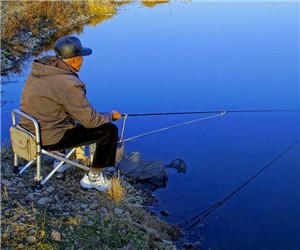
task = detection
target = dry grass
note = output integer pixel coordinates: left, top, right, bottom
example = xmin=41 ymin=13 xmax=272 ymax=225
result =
xmin=66 ymin=216 xmax=82 ymax=227
xmin=107 ymin=174 xmax=125 ymax=203
xmin=1 ymin=1 xmax=117 ymax=43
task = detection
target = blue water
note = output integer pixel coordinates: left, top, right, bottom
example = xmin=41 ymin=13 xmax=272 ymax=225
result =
xmin=1 ymin=2 xmax=299 ymax=249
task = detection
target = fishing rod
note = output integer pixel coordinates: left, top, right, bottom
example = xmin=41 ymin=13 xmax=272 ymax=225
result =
xmin=122 ymin=109 xmax=300 ymax=117
xmin=119 ymin=109 xmax=299 ymax=143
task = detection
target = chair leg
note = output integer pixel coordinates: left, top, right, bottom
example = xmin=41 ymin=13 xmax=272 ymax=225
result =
xmin=13 ymin=153 xmax=19 ymax=174
xmin=40 ymin=148 xmax=76 ymax=186
xmin=34 ymin=153 xmax=43 ymax=191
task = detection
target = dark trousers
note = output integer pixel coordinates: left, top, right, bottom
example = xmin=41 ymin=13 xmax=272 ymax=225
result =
xmin=44 ymin=123 xmax=118 ymax=169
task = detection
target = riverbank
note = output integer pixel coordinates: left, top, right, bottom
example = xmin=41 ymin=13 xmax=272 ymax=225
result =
xmin=0 ymin=1 xmax=121 ymax=76
xmin=1 ymin=145 xmax=180 ymax=249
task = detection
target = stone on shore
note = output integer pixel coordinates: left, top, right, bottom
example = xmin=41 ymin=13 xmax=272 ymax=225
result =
xmin=51 ymin=230 xmax=61 ymax=242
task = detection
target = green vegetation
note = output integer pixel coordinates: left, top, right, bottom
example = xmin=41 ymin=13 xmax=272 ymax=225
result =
xmin=1 ymin=204 xmax=147 ymax=250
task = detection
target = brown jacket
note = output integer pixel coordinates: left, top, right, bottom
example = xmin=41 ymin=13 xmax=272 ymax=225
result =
xmin=20 ymin=56 xmax=111 ymax=146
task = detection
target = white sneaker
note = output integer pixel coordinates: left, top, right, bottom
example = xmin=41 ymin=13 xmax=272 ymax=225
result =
xmin=53 ymin=160 xmax=70 ymax=173
xmin=80 ymin=172 xmax=111 ymax=192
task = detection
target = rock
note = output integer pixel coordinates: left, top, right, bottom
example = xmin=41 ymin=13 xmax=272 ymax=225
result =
xmin=1 ymin=179 xmax=12 ymax=186
xmin=51 ymin=230 xmax=61 ymax=242
xmin=160 ymin=210 xmax=170 ymax=217
xmin=26 ymin=193 xmax=36 ymax=201
xmin=82 ymin=216 xmax=93 ymax=225
xmin=117 ymin=152 xmax=170 ymax=191
xmin=54 ymin=194 xmax=60 ymax=202
xmin=17 ymin=181 xmax=25 ymax=188
xmin=101 ymin=207 xmax=108 ymax=215
xmin=114 ymin=208 xmax=124 ymax=217
xmin=80 ymin=203 xmax=88 ymax=209
xmin=26 ymin=235 xmax=36 ymax=244
xmin=37 ymin=197 xmax=51 ymax=207
xmin=29 ymin=228 xmax=36 ymax=235
xmin=166 ymin=159 xmax=187 ymax=173
xmin=161 ymin=239 xmax=173 ymax=245
xmin=45 ymin=186 xmax=55 ymax=193
xmin=123 ymin=211 xmax=131 ymax=219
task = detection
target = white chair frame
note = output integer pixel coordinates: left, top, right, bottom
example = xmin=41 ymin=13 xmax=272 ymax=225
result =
xmin=12 ymin=109 xmax=90 ymax=190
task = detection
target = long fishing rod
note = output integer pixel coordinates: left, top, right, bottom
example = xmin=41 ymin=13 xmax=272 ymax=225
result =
xmin=122 ymin=109 xmax=300 ymax=117
xmin=119 ymin=109 xmax=299 ymax=143
xmin=179 ymin=139 xmax=300 ymax=230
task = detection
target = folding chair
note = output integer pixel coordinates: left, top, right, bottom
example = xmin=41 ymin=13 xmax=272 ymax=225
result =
xmin=10 ymin=109 xmax=90 ymax=191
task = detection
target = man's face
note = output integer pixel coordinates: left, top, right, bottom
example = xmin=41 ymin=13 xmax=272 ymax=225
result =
xmin=64 ymin=56 xmax=83 ymax=71
xmin=72 ymin=56 xmax=83 ymax=71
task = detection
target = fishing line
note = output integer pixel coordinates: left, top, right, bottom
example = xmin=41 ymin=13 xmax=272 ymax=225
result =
xmin=121 ymin=111 xmax=226 ymax=143
xmin=116 ymin=109 xmax=299 ymax=229
xmin=119 ymin=109 xmax=299 ymax=143
xmin=179 ymin=139 xmax=300 ymax=230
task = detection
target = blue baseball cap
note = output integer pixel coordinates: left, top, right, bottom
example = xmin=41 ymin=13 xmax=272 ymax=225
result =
xmin=54 ymin=36 xmax=92 ymax=59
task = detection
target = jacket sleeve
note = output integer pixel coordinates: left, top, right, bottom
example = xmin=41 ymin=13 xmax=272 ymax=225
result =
xmin=62 ymin=77 xmax=112 ymax=128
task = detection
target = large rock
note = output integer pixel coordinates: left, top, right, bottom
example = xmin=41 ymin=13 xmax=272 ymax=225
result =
xmin=116 ymin=152 xmax=187 ymax=191
xmin=116 ymin=152 xmax=169 ymax=191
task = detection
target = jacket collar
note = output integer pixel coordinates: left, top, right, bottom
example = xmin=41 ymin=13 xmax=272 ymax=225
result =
xmin=32 ymin=56 xmax=79 ymax=78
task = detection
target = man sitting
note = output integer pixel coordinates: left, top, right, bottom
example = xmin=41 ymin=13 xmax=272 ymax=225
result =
xmin=20 ymin=35 xmax=121 ymax=191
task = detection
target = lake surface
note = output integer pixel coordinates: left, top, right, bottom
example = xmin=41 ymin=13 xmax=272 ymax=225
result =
xmin=1 ymin=2 xmax=299 ymax=249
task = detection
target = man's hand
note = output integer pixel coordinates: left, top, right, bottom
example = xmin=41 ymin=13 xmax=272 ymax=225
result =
xmin=111 ymin=110 xmax=122 ymax=121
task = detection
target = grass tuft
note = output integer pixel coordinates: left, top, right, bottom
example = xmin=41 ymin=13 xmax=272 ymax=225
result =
xmin=107 ymin=174 xmax=125 ymax=203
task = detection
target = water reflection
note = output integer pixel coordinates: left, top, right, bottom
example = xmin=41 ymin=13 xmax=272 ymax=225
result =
xmin=142 ymin=0 xmax=169 ymax=8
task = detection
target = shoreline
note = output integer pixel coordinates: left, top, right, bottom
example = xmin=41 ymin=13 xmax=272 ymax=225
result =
xmin=1 ymin=145 xmax=181 ymax=249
